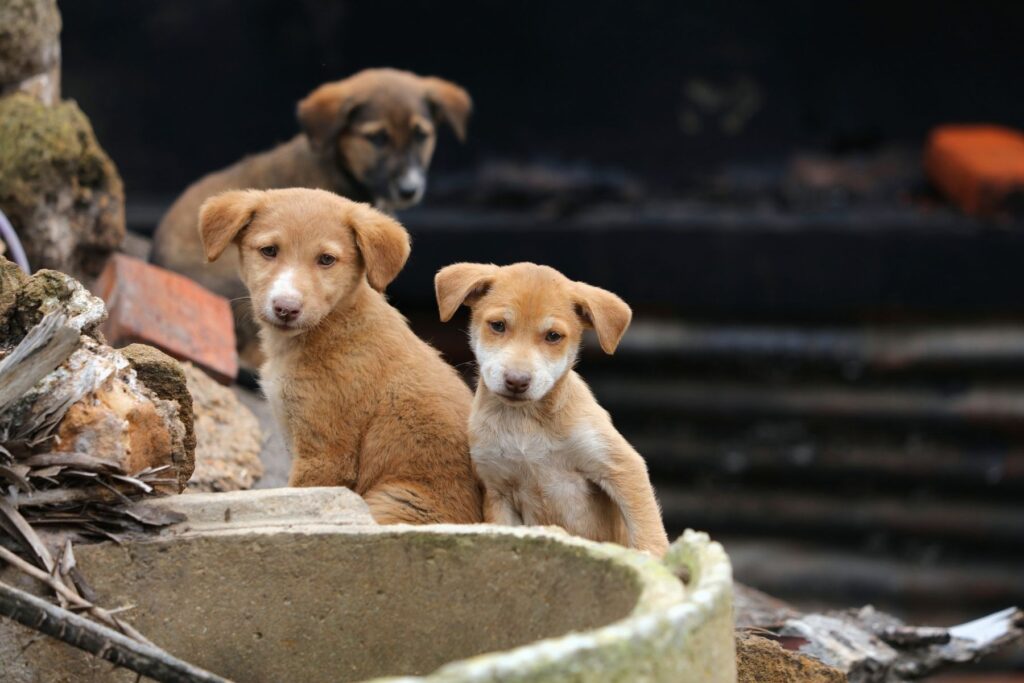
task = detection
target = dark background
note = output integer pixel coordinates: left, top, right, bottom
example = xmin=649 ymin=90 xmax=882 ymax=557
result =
xmin=62 ymin=1 xmax=1024 ymax=199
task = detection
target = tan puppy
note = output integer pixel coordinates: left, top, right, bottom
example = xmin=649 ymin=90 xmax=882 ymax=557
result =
xmin=153 ymin=68 xmax=471 ymax=357
xmin=435 ymin=262 xmax=669 ymax=555
xmin=198 ymin=188 xmax=482 ymax=524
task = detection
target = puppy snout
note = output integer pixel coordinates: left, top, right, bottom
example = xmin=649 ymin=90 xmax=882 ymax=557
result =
xmin=503 ymin=371 xmax=532 ymax=395
xmin=272 ymin=297 xmax=302 ymax=323
xmin=395 ymin=168 xmax=425 ymax=200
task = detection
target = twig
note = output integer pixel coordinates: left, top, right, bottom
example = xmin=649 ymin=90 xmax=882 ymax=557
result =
xmin=0 ymin=545 xmax=151 ymax=644
xmin=0 ymin=579 xmax=231 ymax=683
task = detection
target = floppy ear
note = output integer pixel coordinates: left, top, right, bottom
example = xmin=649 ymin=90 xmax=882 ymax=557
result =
xmin=297 ymin=81 xmax=360 ymax=151
xmin=350 ymin=205 xmax=411 ymax=292
xmin=197 ymin=190 xmax=263 ymax=262
xmin=435 ymin=263 xmax=498 ymax=322
xmin=422 ymin=77 xmax=472 ymax=142
xmin=574 ymin=282 xmax=632 ymax=354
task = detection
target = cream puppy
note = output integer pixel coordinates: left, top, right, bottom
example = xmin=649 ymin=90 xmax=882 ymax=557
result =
xmin=436 ymin=262 xmax=669 ymax=555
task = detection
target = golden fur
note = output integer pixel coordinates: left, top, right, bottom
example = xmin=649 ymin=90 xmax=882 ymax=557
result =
xmin=436 ymin=262 xmax=669 ymax=555
xmin=152 ymin=68 xmax=471 ymax=358
xmin=199 ymin=188 xmax=482 ymax=524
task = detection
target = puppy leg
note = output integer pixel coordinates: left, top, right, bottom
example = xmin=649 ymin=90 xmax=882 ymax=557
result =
xmin=363 ymin=482 xmax=449 ymax=525
xmin=483 ymin=487 xmax=522 ymax=525
xmin=593 ymin=443 xmax=670 ymax=556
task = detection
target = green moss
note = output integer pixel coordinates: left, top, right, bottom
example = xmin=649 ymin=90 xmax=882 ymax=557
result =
xmin=0 ymin=255 xmax=28 ymax=333
xmin=0 ymin=93 xmax=122 ymax=210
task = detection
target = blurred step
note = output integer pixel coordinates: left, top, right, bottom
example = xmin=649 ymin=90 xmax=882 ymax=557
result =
xmin=635 ymin=431 xmax=1024 ymax=490
xmin=721 ymin=536 xmax=1024 ymax=617
xmin=656 ymin=485 xmax=1024 ymax=547
xmin=606 ymin=320 xmax=1024 ymax=371
xmin=591 ymin=378 xmax=1024 ymax=426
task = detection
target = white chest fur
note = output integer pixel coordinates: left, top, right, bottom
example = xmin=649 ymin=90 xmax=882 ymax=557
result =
xmin=470 ymin=405 xmax=611 ymax=530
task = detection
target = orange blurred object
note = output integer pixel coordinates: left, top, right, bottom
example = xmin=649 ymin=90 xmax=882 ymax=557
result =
xmin=925 ymin=124 xmax=1024 ymax=216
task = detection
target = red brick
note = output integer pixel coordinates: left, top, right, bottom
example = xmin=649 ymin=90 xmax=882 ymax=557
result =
xmin=925 ymin=124 xmax=1024 ymax=216
xmin=93 ymin=254 xmax=237 ymax=383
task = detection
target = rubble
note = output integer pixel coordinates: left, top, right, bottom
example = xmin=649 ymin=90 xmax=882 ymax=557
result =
xmin=734 ymin=583 xmax=1023 ymax=682
xmin=736 ymin=632 xmax=846 ymax=683
xmin=181 ymin=362 xmax=263 ymax=492
xmin=0 ymin=0 xmax=61 ymax=104
xmin=0 ymin=93 xmax=125 ymax=281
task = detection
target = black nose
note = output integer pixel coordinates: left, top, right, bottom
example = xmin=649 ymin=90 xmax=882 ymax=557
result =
xmin=504 ymin=371 xmax=531 ymax=395
xmin=397 ymin=184 xmax=418 ymax=200
xmin=273 ymin=298 xmax=301 ymax=323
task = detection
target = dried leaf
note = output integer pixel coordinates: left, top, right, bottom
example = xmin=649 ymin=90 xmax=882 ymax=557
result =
xmin=0 ymin=466 xmax=31 ymax=492
xmin=29 ymin=465 xmax=64 ymax=478
xmin=0 ymin=498 xmax=55 ymax=573
xmin=109 ymin=475 xmax=153 ymax=494
xmin=22 ymin=452 xmax=121 ymax=473
xmin=119 ymin=504 xmax=186 ymax=527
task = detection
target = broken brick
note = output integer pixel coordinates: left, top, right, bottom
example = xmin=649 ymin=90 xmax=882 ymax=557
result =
xmin=93 ymin=254 xmax=237 ymax=383
xmin=925 ymin=124 xmax=1024 ymax=216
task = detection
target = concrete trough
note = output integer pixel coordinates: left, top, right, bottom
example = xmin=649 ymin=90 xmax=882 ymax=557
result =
xmin=0 ymin=488 xmax=735 ymax=682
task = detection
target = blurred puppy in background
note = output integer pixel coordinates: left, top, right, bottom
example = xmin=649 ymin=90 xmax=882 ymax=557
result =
xmin=152 ymin=68 xmax=471 ymax=360
xmin=198 ymin=188 xmax=482 ymax=525
xmin=436 ymin=262 xmax=669 ymax=556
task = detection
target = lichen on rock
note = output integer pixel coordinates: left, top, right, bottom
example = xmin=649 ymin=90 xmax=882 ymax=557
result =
xmin=0 ymin=93 xmax=124 ymax=281
xmin=0 ymin=0 xmax=61 ymax=103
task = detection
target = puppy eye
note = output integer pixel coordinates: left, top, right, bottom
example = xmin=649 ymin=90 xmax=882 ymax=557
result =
xmin=545 ymin=331 xmax=563 ymax=343
xmin=365 ymin=131 xmax=390 ymax=146
xmin=260 ymin=246 xmax=278 ymax=258
xmin=412 ymin=127 xmax=429 ymax=142
xmin=317 ymin=254 xmax=336 ymax=267
xmin=489 ymin=321 xmax=506 ymax=334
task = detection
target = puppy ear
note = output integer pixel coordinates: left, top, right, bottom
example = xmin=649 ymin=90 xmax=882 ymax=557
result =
xmin=351 ymin=205 xmax=411 ymax=292
xmin=197 ymin=190 xmax=263 ymax=262
xmin=297 ymin=81 xmax=360 ymax=151
xmin=574 ymin=282 xmax=632 ymax=354
xmin=435 ymin=263 xmax=498 ymax=322
xmin=422 ymin=77 xmax=472 ymax=142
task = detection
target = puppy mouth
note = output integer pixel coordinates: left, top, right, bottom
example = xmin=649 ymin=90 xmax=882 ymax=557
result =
xmin=259 ymin=316 xmax=305 ymax=333
xmin=495 ymin=391 xmax=531 ymax=404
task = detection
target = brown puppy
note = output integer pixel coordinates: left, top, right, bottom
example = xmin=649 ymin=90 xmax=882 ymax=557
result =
xmin=199 ymin=188 xmax=482 ymax=524
xmin=436 ymin=262 xmax=669 ymax=555
xmin=153 ymin=68 xmax=471 ymax=353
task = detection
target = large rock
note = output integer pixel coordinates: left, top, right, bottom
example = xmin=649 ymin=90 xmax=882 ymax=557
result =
xmin=121 ymin=344 xmax=197 ymax=491
xmin=0 ymin=0 xmax=61 ymax=104
xmin=0 ymin=93 xmax=124 ymax=281
xmin=0 ymin=256 xmax=193 ymax=492
xmin=181 ymin=362 xmax=263 ymax=492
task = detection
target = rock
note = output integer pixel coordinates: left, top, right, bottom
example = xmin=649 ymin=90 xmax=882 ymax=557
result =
xmin=120 ymin=344 xmax=196 ymax=491
xmin=736 ymin=633 xmax=847 ymax=683
xmin=0 ymin=93 xmax=124 ymax=281
xmin=0 ymin=0 xmax=61 ymax=104
xmin=181 ymin=362 xmax=263 ymax=492
xmin=0 ymin=253 xmax=29 ymax=330
xmin=0 ymin=256 xmax=193 ymax=493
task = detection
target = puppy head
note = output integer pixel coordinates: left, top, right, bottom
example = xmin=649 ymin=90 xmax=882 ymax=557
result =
xmin=198 ymin=188 xmax=410 ymax=336
xmin=297 ymin=68 xmax=471 ymax=211
xmin=436 ymin=262 xmax=632 ymax=403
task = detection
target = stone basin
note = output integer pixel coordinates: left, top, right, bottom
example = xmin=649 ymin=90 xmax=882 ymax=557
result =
xmin=0 ymin=488 xmax=735 ymax=682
